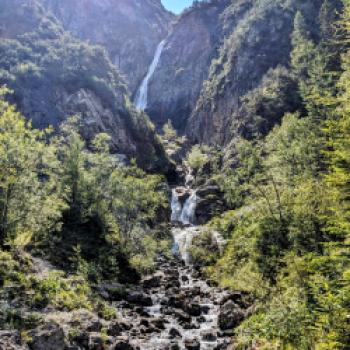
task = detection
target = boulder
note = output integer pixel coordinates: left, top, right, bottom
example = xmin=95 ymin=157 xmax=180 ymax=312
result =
xmin=111 ymin=340 xmax=135 ymax=350
xmin=201 ymin=330 xmax=217 ymax=341
xmin=142 ymin=273 xmax=163 ymax=289
xmin=169 ymin=328 xmax=181 ymax=338
xmin=184 ymin=302 xmax=201 ymax=317
xmin=218 ymin=300 xmax=245 ymax=330
xmin=126 ymin=292 xmax=153 ymax=307
xmin=28 ymin=323 xmax=66 ymax=350
xmin=184 ymin=339 xmax=200 ymax=350
xmin=174 ymin=309 xmax=191 ymax=324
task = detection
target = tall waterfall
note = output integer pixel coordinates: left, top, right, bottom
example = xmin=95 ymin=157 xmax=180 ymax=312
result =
xmin=134 ymin=40 xmax=166 ymax=110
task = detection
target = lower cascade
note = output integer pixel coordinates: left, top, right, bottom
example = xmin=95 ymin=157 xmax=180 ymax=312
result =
xmin=116 ymin=180 xmax=237 ymax=350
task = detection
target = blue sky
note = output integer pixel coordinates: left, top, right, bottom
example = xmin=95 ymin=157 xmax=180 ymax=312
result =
xmin=161 ymin=0 xmax=194 ymax=14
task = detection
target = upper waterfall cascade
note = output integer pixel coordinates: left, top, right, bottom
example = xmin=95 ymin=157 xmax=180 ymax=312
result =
xmin=134 ymin=40 xmax=166 ymax=110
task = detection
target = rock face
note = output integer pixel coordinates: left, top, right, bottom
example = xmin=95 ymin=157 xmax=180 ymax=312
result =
xmin=39 ymin=0 xmax=173 ymax=94
xmin=187 ymin=1 xmax=296 ymax=145
xmin=147 ymin=0 xmax=242 ymax=132
xmin=145 ymin=0 xmax=329 ymax=145
xmin=0 ymin=0 xmax=171 ymax=172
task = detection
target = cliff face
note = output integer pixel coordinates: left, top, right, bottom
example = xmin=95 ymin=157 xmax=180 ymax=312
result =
xmin=146 ymin=0 xmax=245 ymax=132
xmin=187 ymin=1 xmax=296 ymax=145
xmin=39 ymin=0 xmax=173 ymax=94
xmin=0 ymin=0 xmax=170 ymax=172
xmin=145 ymin=0 xmax=328 ymax=145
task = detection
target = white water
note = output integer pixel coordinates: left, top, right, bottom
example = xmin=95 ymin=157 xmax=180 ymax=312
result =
xmin=134 ymin=40 xmax=166 ymax=110
xmin=172 ymin=226 xmax=201 ymax=265
xmin=180 ymin=191 xmax=197 ymax=225
xmin=171 ymin=188 xmax=183 ymax=222
xmin=170 ymin=189 xmax=198 ymax=226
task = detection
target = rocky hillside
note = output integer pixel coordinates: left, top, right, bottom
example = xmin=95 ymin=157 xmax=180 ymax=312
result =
xmin=146 ymin=0 xmax=238 ymax=132
xmin=146 ymin=0 xmax=336 ymax=145
xmin=187 ymin=0 xmax=324 ymax=145
xmin=0 ymin=0 xmax=170 ymax=172
xmin=39 ymin=0 xmax=174 ymax=95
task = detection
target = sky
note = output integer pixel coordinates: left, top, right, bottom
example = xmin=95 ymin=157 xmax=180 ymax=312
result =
xmin=161 ymin=0 xmax=194 ymax=14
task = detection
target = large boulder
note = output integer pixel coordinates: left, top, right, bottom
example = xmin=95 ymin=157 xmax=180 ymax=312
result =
xmin=28 ymin=323 xmax=66 ymax=350
xmin=126 ymin=291 xmax=153 ymax=307
xmin=218 ymin=300 xmax=245 ymax=330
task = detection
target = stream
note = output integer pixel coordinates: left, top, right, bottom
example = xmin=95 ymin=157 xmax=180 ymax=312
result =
xmin=116 ymin=181 xmax=234 ymax=350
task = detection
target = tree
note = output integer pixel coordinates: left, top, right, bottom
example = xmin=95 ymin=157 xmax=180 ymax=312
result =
xmin=186 ymin=145 xmax=209 ymax=172
xmin=0 ymin=87 xmax=64 ymax=244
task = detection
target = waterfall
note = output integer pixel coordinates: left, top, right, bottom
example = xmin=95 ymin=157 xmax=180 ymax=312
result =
xmin=171 ymin=189 xmax=182 ymax=222
xmin=134 ymin=40 xmax=166 ymax=110
xmin=171 ymin=188 xmax=198 ymax=264
xmin=180 ymin=191 xmax=197 ymax=225
xmin=170 ymin=189 xmax=197 ymax=226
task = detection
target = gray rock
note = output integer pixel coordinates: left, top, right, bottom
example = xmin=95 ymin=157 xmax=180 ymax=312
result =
xmin=218 ymin=300 xmax=245 ymax=330
xmin=184 ymin=339 xmax=200 ymax=350
xmin=28 ymin=323 xmax=66 ymax=350
xmin=126 ymin=292 xmax=153 ymax=307
xmin=0 ymin=330 xmax=28 ymax=350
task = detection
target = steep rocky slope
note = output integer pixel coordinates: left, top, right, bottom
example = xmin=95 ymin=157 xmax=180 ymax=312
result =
xmin=146 ymin=0 xmax=242 ymax=132
xmin=187 ymin=0 xmax=324 ymax=145
xmin=39 ymin=0 xmax=173 ymax=94
xmin=146 ymin=0 xmax=331 ymax=145
xmin=0 ymin=0 xmax=170 ymax=171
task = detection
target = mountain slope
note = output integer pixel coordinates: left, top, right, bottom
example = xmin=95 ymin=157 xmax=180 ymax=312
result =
xmin=146 ymin=0 xmax=241 ymax=132
xmin=187 ymin=0 xmax=324 ymax=145
xmin=39 ymin=0 xmax=174 ymax=95
xmin=0 ymin=0 xmax=170 ymax=171
xmin=144 ymin=0 xmax=337 ymax=146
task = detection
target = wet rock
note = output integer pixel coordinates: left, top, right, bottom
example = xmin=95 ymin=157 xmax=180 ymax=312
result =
xmin=142 ymin=272 xmax=163 ymax=289
xmin=184 ymin=302 xmax=201 ymax=317
xmin=174 ymin=187 xmax=192 ymax=205
xmin=134 ymin=307 xmax=150 ymax=317
xmin=169 ymin=328 xmax=181 ymax=338
xmin=181 ymin=275 xmax=189 ymax=282
xmin=201 ymin=330 xmax=217 ymax=341
xmin=28 ymin=323 xmax=66 ymax=350
xmin=0 ymin=330 xmax=28 ymax=350
xmin=107 ymin=322 xmax=123 ymax=337
xmin=184 ymin=339 xmax=200 ymax=350
xmin=150 ymin=317 xmax=166 ymax=330
xmin=126 ymin=291 xmax=153 ymax=307
xmin=200 ymin=305 xmax=211 ymax=314
xmin=174 ymin=309 xmax=191 ymax=324
xmin=218 ymin=300 xmax=245 ymax=330
xmin=111 ymin=339 xmax=135 ymax=350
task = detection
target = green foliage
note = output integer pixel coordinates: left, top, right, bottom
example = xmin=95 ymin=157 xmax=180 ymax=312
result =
xmin=0 ymin=88 xmax=65 ymax=245
xmin=186 ymin=145 xmax=209 ymax=172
